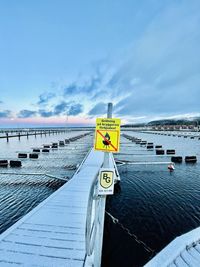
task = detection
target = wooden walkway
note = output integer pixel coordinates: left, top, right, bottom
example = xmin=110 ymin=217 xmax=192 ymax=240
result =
xmin=0 ymin=149 xmax=105 ymax=267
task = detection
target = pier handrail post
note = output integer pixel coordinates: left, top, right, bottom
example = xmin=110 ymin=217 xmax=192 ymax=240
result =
xmin=85 ymin=103 xmax=114 ymax=267
xmin=95 ymin=102 xmax=113 ymax=267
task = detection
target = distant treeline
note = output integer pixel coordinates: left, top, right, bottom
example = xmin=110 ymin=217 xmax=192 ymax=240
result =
xmin=122 ymin=118 xmax=200 ymax=127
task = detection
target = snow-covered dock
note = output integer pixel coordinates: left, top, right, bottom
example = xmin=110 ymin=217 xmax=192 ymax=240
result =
xmin=145 ymin=226 xmax=200 ymax=267
xmin=0 ymin=148 xmax=114 ymax=267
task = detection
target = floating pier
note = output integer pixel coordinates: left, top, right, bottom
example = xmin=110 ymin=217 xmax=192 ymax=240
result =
xmin=0 ymin=148 xmax=116 ymax=267
xmin=145 ymin=226 xmax=200 ymax=267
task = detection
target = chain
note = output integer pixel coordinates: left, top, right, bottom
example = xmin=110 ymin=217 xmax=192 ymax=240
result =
xmin=106 ymin=211 xmax=155 ymax=257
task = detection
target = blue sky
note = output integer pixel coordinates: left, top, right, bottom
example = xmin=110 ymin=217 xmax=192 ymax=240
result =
xmin=0 ymin=0 xmax=199 ymax=127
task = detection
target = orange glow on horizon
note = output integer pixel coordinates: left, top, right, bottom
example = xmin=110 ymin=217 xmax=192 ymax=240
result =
xmin=0 ymin=116 xmax=96 ymax=126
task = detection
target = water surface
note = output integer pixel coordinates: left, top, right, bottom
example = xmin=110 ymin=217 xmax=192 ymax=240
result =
xmin=0 ymin=130 xmax=92 ymax=234
xmin=102 ymin=131 xmax=200 ymax=267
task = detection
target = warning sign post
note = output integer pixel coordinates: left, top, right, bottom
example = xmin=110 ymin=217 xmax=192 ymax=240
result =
xmin=94 ymin=118 xmax=121 ymax=152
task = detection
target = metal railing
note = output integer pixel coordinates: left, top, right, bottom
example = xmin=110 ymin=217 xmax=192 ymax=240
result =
xmin=85 ymin=174 xmax=99 ymax=256
xmin=84 ymin=153 xmax=119 ymax=267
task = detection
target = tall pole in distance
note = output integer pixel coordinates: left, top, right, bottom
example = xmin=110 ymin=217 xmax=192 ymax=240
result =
xmin=103 ymin=103 xmax=113 ymax=168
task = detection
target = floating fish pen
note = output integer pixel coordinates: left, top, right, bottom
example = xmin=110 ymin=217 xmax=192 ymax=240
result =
xmin=185 ymin=156 xmax=197 ymax=163
xmin=33 ymin=149 xmax=40 ymax=153
xmin=18 ymin=153 xmax=28 ymax=158
xmin=59 ymin=141 xmax=65 ymax=146
xmin=29 ymin=153 xmax=39 ymax=159
xmin=171 ymin=156 xmax=183 ymax=163
xmin=42 ymin=149 xmax=50 ymax=153
xmin=140 ymin=141 xmax=147 ymax=145
xmin=166 ymin=149 xmax=176 ymax=155
xmin=0 ymin=160 xmax=8 ymax=167
xmin=10 ymin=160 xmax=22 ymax=167
xmin=156 ymin=149 xmax=165 ymax=155
xmin=43 ymin=145 xmax=51 ymax=148
xmin=155 ymin=145 xmax=162 ymax=149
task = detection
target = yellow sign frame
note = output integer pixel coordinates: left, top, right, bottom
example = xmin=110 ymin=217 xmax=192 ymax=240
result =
xmin=94 ymin=118 xmax=120 ymax=152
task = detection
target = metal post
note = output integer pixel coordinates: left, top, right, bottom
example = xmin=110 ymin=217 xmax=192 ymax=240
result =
xmin=103 ymin=103 xmax=113 ymax=168
xmin=95 ymin=102 xmax=113 ymax=267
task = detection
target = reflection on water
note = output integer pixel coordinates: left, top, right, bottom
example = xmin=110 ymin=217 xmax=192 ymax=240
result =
xmin=102 ymin=131 xmax=200 ymax=267
xmin=0 ymin=130 xmax=92 ymax=234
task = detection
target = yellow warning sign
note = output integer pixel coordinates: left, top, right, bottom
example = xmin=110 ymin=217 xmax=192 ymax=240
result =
xmin=94 ymin=118 xmax=120 ymax=152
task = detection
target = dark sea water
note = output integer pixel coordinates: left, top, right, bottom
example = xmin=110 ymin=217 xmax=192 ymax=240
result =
xmin=0 ymin=130 xmax=92 ymax=234
xmin=1 ymin=129 xmax=200 ymax=267
xmin=102 ymin=131 xmax=200 ymax=267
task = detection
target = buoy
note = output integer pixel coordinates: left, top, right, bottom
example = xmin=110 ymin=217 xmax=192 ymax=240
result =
xmin=10 ymin=160 xmax=22 ymax=167
xmin=18 ymin=153 xmax=28 ymax=158
xmin=168 ymin=164 xmax=175 ymax=171
xmin=185 ymin=156 xmax=197 ymax=163
xmin=171 ymin=156 xmax=182 ymax=163
xmin=0 ymin=160 xmax=8 ymax=167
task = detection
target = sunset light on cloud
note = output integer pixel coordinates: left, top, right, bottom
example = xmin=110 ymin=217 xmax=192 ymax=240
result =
xmin=0 ymin=0 xmax=199 ymax=127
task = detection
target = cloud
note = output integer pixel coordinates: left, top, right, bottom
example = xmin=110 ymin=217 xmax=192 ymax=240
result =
xmin=38 ymin=109 xmax=54 ymax=118
xmin=18 ymin=109 xmax=37 ymax=118
xmin=0 ymin=110 xmax=12 ymax=118
xmin=63 ymin=73 xmax=102 ymax=98
xmin=54 ymin=101 xmax=70 ymax=115
xmin=88 ymin=102 xmax=107 ymax=116
xmin=4 ymin=1 xmax=198 ymax=125
xmin=104 ymin=1 xmax=200 ymax=121
xmin=37 ymin=92 xmax=55 ymax=106
xmin=63 ymin=84 xmax=79 ymax=95
xmin=38 ymin=102 xmax=83 ymax=118
xmin=67 ymin=104 xmax=83 ymax=116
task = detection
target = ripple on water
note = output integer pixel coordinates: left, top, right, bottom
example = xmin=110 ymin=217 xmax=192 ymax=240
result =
xmin=103 ymin=133 xmax=200 ymax=267
xmin=0 ymin=132 xmax=92 ymax=234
